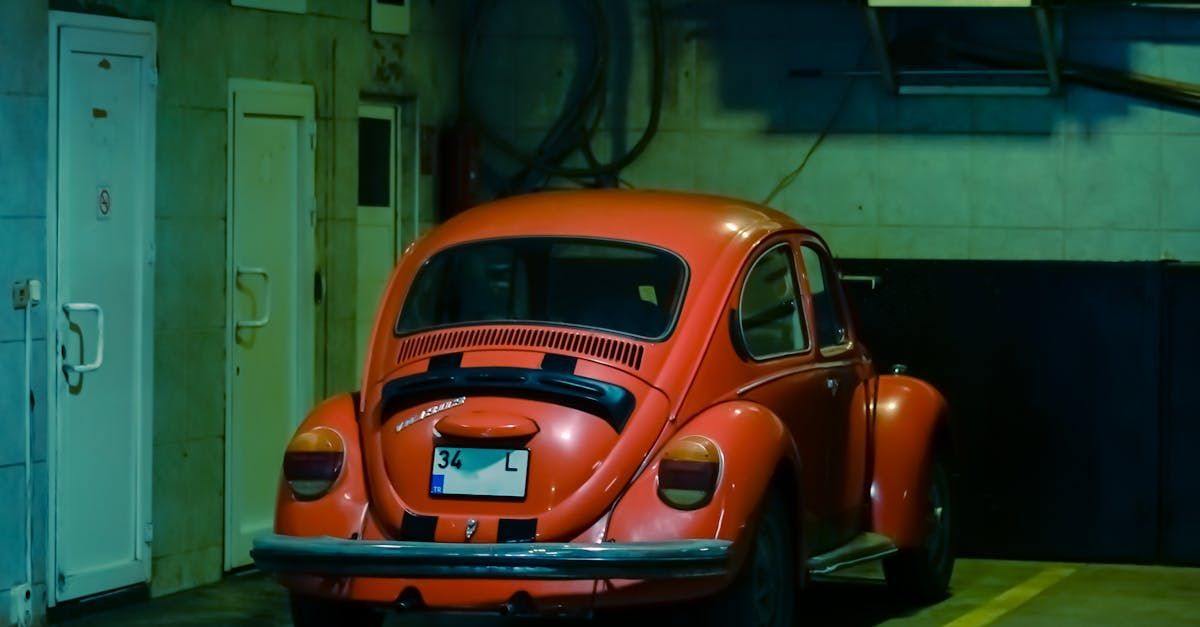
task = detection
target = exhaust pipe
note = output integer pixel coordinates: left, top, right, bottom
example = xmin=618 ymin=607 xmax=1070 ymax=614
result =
xmin=501 ymin=591 xmax=535 ymax=616
xmin=395 ymin=587 xmax=424 ymax=611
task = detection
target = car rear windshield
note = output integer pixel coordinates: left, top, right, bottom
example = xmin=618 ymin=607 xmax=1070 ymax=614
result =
xmin=394 ymin=237 xmax=688 ymax=341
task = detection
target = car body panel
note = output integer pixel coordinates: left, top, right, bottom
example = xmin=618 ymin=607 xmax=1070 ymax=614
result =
xmin=605 ymin=401 xmax=799 ymax=565
xmin=870 ymin=374 xmax=952 ymax=548
xmin=257 ymin=190 xmax=952 ymax=613
xmin=273 ymin=394 xmax=368 ymax=539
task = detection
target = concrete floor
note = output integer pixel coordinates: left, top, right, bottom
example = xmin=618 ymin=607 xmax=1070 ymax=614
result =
xmin=54 ymin=559 xmax=1200 ymax=627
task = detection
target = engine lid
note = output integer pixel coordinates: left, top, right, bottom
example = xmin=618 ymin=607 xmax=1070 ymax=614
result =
xmin=360 ymin=350 xmax=671 ymax=543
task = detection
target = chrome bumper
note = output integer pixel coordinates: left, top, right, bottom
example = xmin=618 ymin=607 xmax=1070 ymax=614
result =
xmin=251 ymin=534 xmax=732 ymax=580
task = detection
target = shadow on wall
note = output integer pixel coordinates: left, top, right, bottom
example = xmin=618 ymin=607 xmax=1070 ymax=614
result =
xmin=462 ymin=1 xmax=1200 ymax=151
xmin=681 ymin=1 xmax=1200 ymax=136
xmin=457 ymin=1 xmax=1200 ymax=567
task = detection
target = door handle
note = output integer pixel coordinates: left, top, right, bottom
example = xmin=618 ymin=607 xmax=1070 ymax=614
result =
xmin=62 ymin=302 xmax=105 ymax=374
xmin=236 ymin=267 xmax=271 ymax=330
xmin=826 ymin=376 xmax=840 ymax=396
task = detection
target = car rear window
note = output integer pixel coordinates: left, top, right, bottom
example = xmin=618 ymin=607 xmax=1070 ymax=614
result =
xmin=394 ymin=237 xmax=688 ymax=341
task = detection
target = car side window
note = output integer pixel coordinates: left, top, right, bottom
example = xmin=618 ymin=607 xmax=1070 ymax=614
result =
xmin=800 ymin=244 xmax=848 ymax=349
xmin=737 ymin=244 xmax=809 ymax=360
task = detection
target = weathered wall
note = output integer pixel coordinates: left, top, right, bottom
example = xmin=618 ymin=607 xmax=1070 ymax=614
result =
xmin=1 ymin=0 xmax=461 ymax=619
xmin=84 ymin=0 xmax=458 ymax=597
xmin=468 ymin=1 xmax=1200 ymax=262
xmin=0 ymin=0 xmax=50 ymax=622
xmin=464 ymin=0 xmax=1200 ymax=566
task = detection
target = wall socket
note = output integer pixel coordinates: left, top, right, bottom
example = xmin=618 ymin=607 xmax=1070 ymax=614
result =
xmin=11 ymin=279 xmax=41 ymax=310
xmin=9 ymin=583 xmax=32 ymax=627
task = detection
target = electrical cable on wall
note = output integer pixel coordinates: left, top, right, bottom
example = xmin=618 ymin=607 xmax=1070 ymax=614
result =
xmin=762 ymin=42 xmax=873 ymax=206
xmin=459 ymin=0 xmax=665 ymax=195
xmin=760 ymin=74 xmax=861 ymax=207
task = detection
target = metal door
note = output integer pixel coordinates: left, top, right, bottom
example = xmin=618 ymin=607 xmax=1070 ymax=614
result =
xmin=225 ymin=80 xmax=316 ymax=569
xmin=51 ymin=16 xmax=156 ymax=601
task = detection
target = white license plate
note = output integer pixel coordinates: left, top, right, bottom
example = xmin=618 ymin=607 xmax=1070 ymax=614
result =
xmin=430 ymin=447 xmax=530 ymax=498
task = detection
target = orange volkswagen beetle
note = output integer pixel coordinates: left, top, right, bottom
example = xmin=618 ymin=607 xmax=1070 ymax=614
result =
xmin=252 ymin=190 xmax=955 ymax=626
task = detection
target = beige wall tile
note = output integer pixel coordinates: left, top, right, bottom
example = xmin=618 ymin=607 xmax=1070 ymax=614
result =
xmin=810 ymin=225 xmax=879 ymax=259
xmin=969 ymin=228 xmax=1064 ymax=261
xmin=621 ymin=130 xmax=695 ymax=190
xmin=157 ymin=107 xmax=226 ymax=219
xmin=877 ymin=226 xmax=970 ymax=260
xmin=1062 ymin=42 xmax=1164 ymax=136
xmin=970 ymin=136 xmax=1064 ymax=229
xmin=151 ymin=442 xmax=188 ymax=558
xmin=692 ymin=132 xmax=816 ymax=204
xmin=155 ymin=217 xmax=225 ymax=333
xmin=326 ymin=218 xmax=358 ymax=323
xmin=1162 ymin=135 xmax=1200 ymax=231
xmin=876 ymin=136 xmax=973 ymax=227
xmin=777 ymin=135 xmax=879 ymax=227
xmin=1065 ymin=229 xmax=1162 ymax=261
xmin=325 ymin=316 xmax=359 ymax=395
xmin=1163 ymin=231 xmax=1200 ymax=262
xmin=150 ymin=546 xmax=221 ymax=598
xmin=153 ymin=329 xmax=224 ymax=446
xmin=1064 ymin=133 xmax=1161 ymax=230
xmin=155 ymin=2 xmax=228 ymax=109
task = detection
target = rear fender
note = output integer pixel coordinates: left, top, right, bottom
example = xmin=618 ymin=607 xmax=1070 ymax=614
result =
xmin=274 ymin=393 xmax=370 ymax=539
xmin=870 ymin=374 xmax=951 ymax=548
xmin=606 ymin=402 xmax=801 ymax=548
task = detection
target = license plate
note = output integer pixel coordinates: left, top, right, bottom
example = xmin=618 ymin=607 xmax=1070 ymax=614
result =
xmin=429 ymin=447 xmax=530 ymax=498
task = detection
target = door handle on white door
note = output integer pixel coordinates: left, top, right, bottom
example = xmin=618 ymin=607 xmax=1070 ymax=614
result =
xmin=62 ymin=302 xmax=105 ymax=373
xmin=235 ymin=266 xmax=272 ymax=330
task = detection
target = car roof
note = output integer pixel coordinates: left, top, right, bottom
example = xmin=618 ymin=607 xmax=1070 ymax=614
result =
xmin=420 ymin=189 xmax=809 ymax=261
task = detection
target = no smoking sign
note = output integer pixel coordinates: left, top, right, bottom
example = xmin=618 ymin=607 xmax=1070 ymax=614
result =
xmin=97 ymin=186 xmax=112 ymax=219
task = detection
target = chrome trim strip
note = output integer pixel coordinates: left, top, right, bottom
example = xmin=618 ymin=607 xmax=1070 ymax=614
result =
xmin=736 ymin=359 xmax=857 ymax=396
xmin=251 ymin=534 xmax=732 ymax=580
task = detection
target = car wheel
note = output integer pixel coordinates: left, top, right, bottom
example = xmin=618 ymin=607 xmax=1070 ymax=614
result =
xmin=289 ymin=593 xmax=384 ymax=627
xmin=700 ymin=487 xmax=796 ymax=627
xmin=882 ymin=457 xmax=955 ymax=602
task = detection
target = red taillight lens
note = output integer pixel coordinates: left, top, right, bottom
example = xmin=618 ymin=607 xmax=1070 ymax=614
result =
xmin=283 ymin=428 xmax=345 ymax=500
xmin=657 ymin=436 xmax=720 ymax=510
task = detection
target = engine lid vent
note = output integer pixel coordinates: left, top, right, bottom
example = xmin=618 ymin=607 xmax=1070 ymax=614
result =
xmin=396 ymin=326 xmax=645 ymax=370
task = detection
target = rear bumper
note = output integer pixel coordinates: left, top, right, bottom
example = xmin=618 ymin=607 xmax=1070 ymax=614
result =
xmin=251 ymin=534 xmax=732 ymax=580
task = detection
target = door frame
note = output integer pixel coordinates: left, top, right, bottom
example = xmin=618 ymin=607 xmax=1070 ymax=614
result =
xmin=45 ymin=10 xmax=157 ymax=606
xmin=354 ymin=96 xmax=419 ymax=384
xmin=354 ymin=102 xmax=397 ymax=384
xmin=224 ymin=78 xmax=317 ymax=569
xmin=358 ymin=94 xmax=422 ymax=254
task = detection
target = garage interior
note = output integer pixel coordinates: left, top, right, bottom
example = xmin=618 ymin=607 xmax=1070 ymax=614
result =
xmin=2 ymin=0 xmax=1199 ymax=625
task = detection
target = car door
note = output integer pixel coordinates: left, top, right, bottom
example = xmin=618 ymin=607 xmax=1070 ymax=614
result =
xmin=729 ymin=239 xmax=843 ymax=554
xmin=798 ymin=239 xmax=870 ymax=544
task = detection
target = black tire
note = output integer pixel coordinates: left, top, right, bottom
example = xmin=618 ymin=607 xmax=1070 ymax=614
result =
xmin=882 ymin=458 xmax=955 ymax=602
xmin=698 ymin=487 xmax=796 ymax=627
xmin=289 ymin=593 xmax=384 ymax=627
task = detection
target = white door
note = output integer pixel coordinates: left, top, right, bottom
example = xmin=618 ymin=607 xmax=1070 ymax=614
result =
xmin=355 ymin=101 xmax=419 ymax=381
xmin=49 ymin=15 xmax=156 ymax=602
xmin=225 ymin=81 xmax=316 ymax=569
xmin=355 ymin=104 xmax=398 ymax=381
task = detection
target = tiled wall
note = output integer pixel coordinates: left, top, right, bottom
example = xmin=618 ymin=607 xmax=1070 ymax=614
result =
xmin=84 ymin=0 xmax=459 ymax=597
xmin=472 ymin=1 xmax=1200 ymax=262
xmin=0 ymin=0 xmax=49 ymax=622
xmin=0 ymin=0 xmax=461 ymax=616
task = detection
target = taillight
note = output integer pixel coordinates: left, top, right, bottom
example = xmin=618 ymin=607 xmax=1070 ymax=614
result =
xmin=657 ymin=436 xmax=720 ymax=510
xmin=283 ymin=427 xmax=345 ymax=500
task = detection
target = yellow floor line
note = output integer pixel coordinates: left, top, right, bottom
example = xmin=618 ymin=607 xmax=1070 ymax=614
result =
xmin=942 ymin=566 xmax=1078 ymax=627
